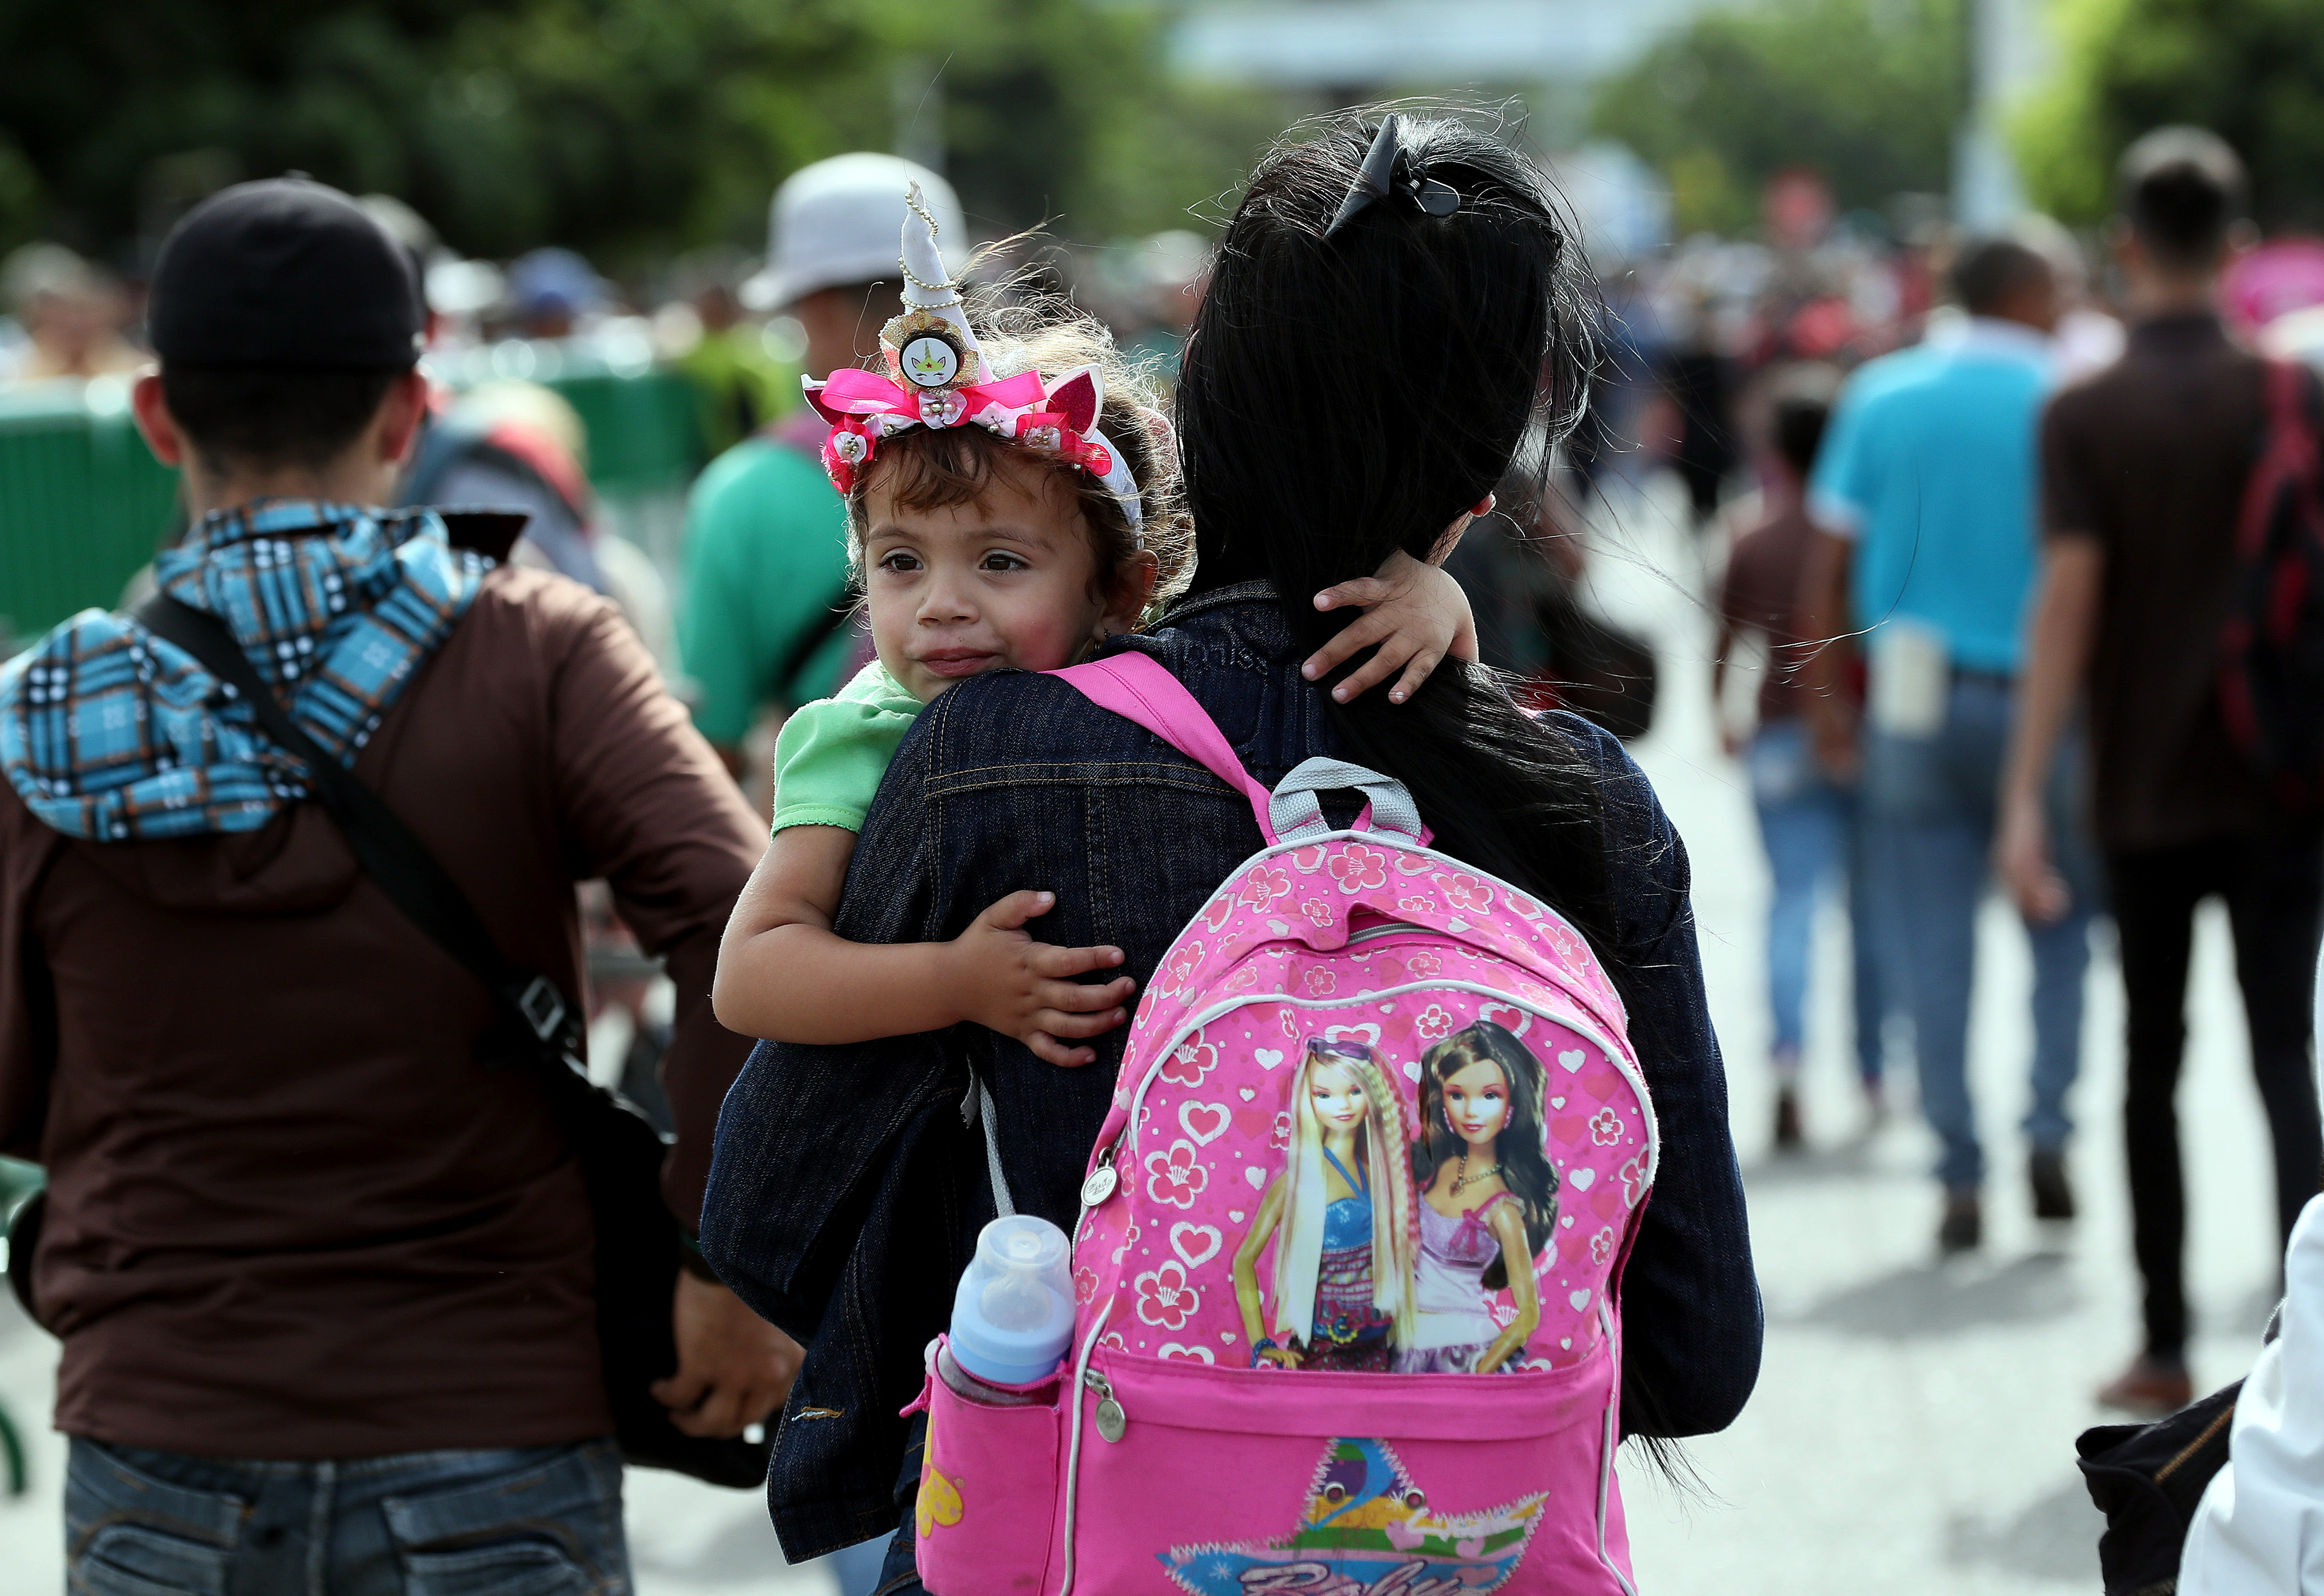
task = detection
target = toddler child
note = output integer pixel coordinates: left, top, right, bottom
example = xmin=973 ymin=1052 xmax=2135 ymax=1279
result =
xmin=713 ymin=189 xmax=1479 ymax=1062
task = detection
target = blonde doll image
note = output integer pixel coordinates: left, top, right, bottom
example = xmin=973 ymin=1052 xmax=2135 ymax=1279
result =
xmin=1397 ymin=1021 xmax=1558 ymax=1373
xmin=1233 ymin=1038 xmax=1419 ymax=1371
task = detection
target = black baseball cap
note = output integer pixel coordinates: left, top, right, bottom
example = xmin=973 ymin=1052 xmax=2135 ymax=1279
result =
xmin=148 ymin=177 xmax=425 ymax=370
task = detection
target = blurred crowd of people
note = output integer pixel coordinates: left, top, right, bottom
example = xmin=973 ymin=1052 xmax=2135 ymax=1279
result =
xmin=1699 ymin=129 xmax=2324 ymax=1430
xmin=0 ymin=200 xmax=1209 ymax=435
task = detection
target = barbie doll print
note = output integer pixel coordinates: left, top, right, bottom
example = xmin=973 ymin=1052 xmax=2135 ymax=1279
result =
xmin=1232 ymin=1037 xmax=1418 ymax=1370
xmin=1398 ymin=1021 xmax=1558 ymax=1374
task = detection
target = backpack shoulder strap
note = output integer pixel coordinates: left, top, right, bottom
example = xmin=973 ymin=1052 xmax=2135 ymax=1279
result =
xmin=1050 ymin=652 xmax=1280 ymax=844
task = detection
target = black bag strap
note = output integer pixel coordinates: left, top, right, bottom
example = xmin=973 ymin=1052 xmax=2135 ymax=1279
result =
xmin=134 ymin=594 xmax=582 ymax=1071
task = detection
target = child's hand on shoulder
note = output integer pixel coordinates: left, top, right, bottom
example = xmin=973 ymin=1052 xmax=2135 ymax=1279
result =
xmin=1302 ymin=547 xmax=1479 ymax=704
xmin=945 ymin=890 xmax=1138 ymax=1067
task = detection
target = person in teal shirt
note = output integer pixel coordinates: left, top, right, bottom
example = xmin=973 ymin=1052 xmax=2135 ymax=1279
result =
xmin=1802 ymin=237 xmax=2094 ymax=1257
xmin=1811 ymin=322 xmax=2049 ymax=674
xmin=678 ymin=418 xmax=860 ymax=769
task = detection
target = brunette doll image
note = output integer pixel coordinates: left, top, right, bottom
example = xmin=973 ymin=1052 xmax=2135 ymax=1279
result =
xmin=1397 ymin=1021 xmax=1558 ymax=1373
xmin=1233 ymin=1038 xmax=1419 ymax=1370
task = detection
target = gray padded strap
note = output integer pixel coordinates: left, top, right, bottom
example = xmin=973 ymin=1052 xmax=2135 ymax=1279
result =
xmin=1268 ymin=756 xmax=1425 ymax=844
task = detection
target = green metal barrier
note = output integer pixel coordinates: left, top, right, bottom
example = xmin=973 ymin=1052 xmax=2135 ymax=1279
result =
xmin=551 ymin=372 xmax=705 ymax=500
xmin=0 ymin=366 xmax=707 ymax=652
xmin=0 ymin=385 xmax=180 ymax=651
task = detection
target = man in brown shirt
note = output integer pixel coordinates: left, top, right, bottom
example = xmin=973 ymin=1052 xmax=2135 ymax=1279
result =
xmin=2000 ymin=130 xmax=2324 ymax=1417
xmin=0 ymin=180 xmax=789 ymax=1591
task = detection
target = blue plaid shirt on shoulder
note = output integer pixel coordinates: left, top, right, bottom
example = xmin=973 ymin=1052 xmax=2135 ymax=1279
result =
xmin=0 ymin=499 xmax=487 ymax=841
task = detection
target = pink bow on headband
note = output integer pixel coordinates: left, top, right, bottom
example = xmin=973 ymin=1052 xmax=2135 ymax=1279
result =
xmin=804 ymin=363 xmax=1124 ymax=503
xmin=807 ymin=366 xmax=1048 ymax=433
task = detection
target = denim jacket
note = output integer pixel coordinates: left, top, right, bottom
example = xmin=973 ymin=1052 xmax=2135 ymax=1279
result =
xmin=700 ymin=583 xmax=1761 ymax=1560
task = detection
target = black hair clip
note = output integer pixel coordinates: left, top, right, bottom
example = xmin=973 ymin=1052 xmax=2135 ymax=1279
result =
xmin=1325 ymin=114 xmax=1461 ymax=238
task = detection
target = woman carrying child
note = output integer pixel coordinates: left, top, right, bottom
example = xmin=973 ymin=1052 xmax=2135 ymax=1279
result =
xmin=702 ymin=113 xmax=1760 ymax=1588
xmin=710 ymin=186 xmax=1465 ymax=1068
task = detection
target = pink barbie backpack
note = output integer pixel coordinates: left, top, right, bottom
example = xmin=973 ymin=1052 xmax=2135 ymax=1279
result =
xmin=908 ymin=653 xmax=1658 ymax=1595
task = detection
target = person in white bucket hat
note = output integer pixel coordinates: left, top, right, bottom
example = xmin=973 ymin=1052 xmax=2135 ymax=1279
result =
xmin=747 ymin=152 xmax=965 ymax=311
xmin=682 ymin=155 xmax=963 ymax=784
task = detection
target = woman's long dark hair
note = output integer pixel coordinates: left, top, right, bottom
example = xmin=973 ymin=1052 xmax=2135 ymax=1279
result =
xmin=1175 ymin=110 xmax=1615 ymax=951
xmin=1411 ymin=1021 xmax=1558 ymax=1290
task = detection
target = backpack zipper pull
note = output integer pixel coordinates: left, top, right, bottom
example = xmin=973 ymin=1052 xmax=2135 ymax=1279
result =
xmin=1080 ymin=1143 xmax=1120 ymax=1207
xmin=1084 ymin=1368 xmax=1127 ymax=1442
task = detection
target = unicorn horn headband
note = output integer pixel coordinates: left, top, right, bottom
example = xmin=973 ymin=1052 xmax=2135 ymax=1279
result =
xmin=801 ymin=184 xmax=1146 ymax=538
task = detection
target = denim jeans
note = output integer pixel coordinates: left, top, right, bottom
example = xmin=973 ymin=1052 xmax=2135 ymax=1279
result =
xmin=1863 ymin=676 xmax=2096 ymax=1190
xmin=819 ymin=1536 xmax=894 ymax=1596
xmin=63 ymin=1436 xmax=629 ymax=1596
xmin=1747 ymin=718 xmax=1888 ymax=1081
xmin=868 ymin=1413 xmax=927 ymax=1596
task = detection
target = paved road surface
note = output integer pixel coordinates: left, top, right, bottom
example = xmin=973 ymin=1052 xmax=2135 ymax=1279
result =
xmin=0 ymin=474 xmax=2292 ymax=1591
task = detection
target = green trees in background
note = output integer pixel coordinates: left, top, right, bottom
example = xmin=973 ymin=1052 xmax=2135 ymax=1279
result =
xmin=1588 ymin=0 xmax=1965 ymax=237
xmin=0 ymin=0 xmax=1289 ymax=270
xmin=2013 ymin=0 xmax=2324 ymax=228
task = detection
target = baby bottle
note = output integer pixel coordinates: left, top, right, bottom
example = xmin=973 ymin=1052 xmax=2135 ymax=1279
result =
xmin=939 ymin=1213 xmax=1075 ymax=1401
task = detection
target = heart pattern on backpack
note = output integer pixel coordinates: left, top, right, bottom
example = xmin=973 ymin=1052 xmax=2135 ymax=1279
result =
xmin=1170 ymin=1223 xmax=1222 ymax=1269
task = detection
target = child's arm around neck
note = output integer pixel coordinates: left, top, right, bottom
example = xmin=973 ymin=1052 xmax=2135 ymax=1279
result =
xmin=711 ymin=822 xmax=1136 ymax=1067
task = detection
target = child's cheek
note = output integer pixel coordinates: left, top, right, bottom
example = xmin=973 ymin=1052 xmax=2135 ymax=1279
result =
xmin=991 ymin=607 xmax=1085 ymax=674
xmin=862 ymin=596 xmax=921 ymax=693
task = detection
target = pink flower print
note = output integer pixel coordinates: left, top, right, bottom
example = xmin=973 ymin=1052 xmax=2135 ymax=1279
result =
xmin=1589 ymin=1108 xmax=1622 ymax=1147
xmin=1144 ymin=1140 xmax=1209 ymax=1210
xmin=1132 ymin=1260 xmax=1199 ymax=1330
xmin=1159 ymin=1041 xmax=1217 ymax=1087
xmin=1395 ymin=894 xmax=1438 ymax=916
xmin=1299 ymin=897 xmax=1334 ymax=928
xmin=1289 ymin=844 xmax=1329 ymax=875
xmin=1327 ymin=844 xmax=1389 ymax=895
xmin=1239 ymin=864 xmax=1293 ymax=910
xmin=1619 ymin=1157 xmax=1648 ymax=1209
xmin=1074 ymin=1265 xmax=1099 ymax=1305
xmin=1272 ymin=1111 xmax=1291 ymax=1151
xmin=1160 ymin=938 xmax=1206 ymax=995
xmin=1226 ymin=965 xmax=1259 ymax=993
xmin=1413 ymin=1003 xmax=1455 ymax=1041
xmin=1440 ymin=873 xmax=1495 ymax=914
xmin=1303 ymin=967 xmax=1337 ymax=997
xmin=1591 ymin=1227 xmax=1616 ymax=1266
xmin=1405 ymin=949 xmax=1443 ymax=977
xmin=1278 ymin=1007 xmax=1301 ymax=1040
xmin=1516 ymin=979 xmax=1553 ymax=1005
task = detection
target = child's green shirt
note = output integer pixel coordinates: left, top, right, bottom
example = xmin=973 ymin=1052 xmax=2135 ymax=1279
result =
xmin=769 ymin=661 xmax=922 ymax=834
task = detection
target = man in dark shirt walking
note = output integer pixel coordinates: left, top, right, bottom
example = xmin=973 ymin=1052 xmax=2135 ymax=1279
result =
xmin=2000 ymin=129 xmax=2323 ymax=1416
xmin=0 ymin=179 xmax=790 ymax=1590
